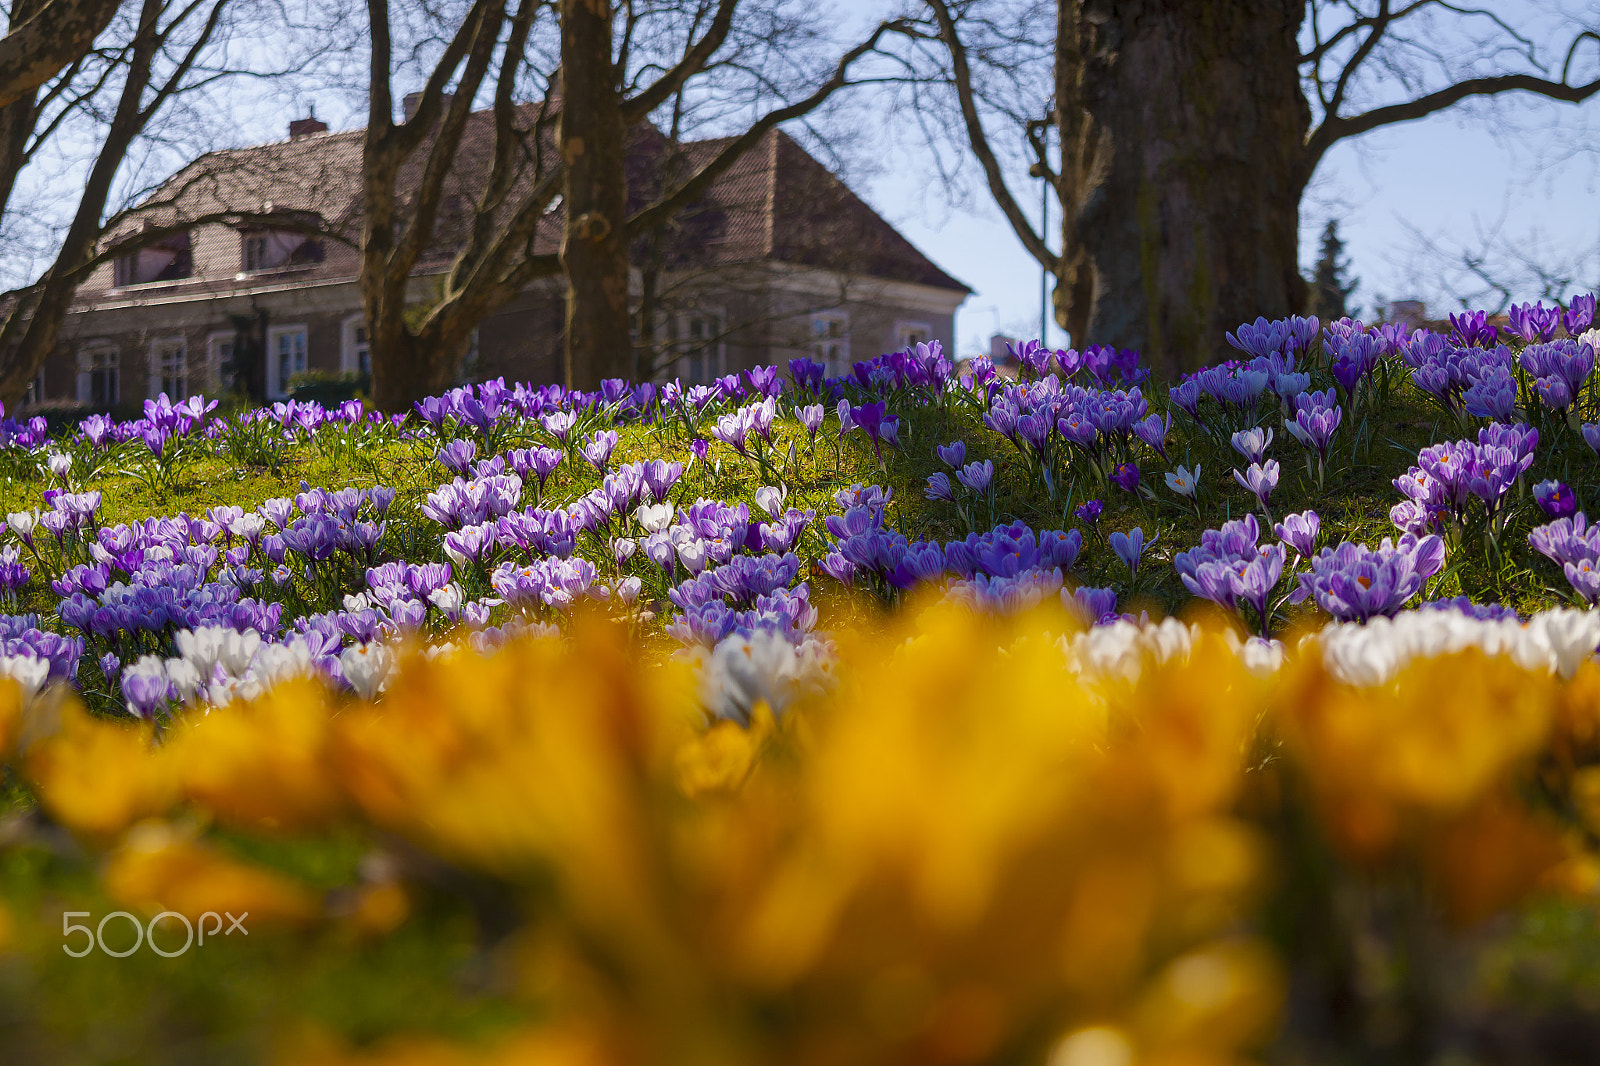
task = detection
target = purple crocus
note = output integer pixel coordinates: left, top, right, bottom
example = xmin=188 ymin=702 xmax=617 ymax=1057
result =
xmin=850 ymin=402 xmax=889 ymax=458
xmin=1535 ymin=479 xmax=1579 ymax=519
xmin=799 ymin=404 xmax=826 ymax=443
xmin=1109 ymin=462 xmax=1139 ymax=493
xmin=1274 ymin=510 xmax=1321 ymax=558
xmin=1285 ymin=402 xmax=1342 ymax=460
xmin=1233 ymin=460 xmax=1280 ymax=516
xmin=955 ymin=460 xmax=994 ymax=495
xmin=1132 ymin=413 xmax=1170 ymax=459
xmin=1231 ymin=427 xmax=1273 ymax=465
xmin=1563 ymin=293 xmax=1595 ymax=335
xmin=1297 ymin=534 xmax=1445 ymax=622
xmin=436 ymin=439 xmax=477 ymax=476
xmin=1108 ymin=527 xmax=1154 ymax=578
xmin=925 ymin=472 xmax=956 ymax=502
xmin=641 ymin=459 xmax=683 ymax=502
xmin=582 ymin=429 xmax=619 ymax=474
xmin=1062 ymin=585 xmax=1118 ymax=626
xmin=937 ymin=440 xmax=967 ymax=468
xmin=1073 ymin=499 xmax=1103 ymax=527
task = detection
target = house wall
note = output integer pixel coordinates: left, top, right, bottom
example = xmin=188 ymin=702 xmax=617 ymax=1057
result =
xmin=38 ymin=266 xmax=964 ymax=409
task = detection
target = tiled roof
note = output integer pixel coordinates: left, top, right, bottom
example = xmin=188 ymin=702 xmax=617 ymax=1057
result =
xmin=100 ymin=110 xmax=970 ymax=295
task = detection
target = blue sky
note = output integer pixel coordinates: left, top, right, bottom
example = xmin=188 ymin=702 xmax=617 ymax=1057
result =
xmin=855 ymin=81 xmax=1600 ymax=360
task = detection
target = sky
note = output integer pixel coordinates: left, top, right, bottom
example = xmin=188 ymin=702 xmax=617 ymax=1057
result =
xmin=856 ymin=97 xmax=1600 ymax=360
xmin=7 ymin=0 xmax=1597 ymax=362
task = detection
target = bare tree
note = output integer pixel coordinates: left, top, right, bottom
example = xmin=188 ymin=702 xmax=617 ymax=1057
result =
xmin=357 ymin=0 xmax=911 ymax=410
xmin=0 ymin=0 xmax=244 ymax=404
xmin=0 ymin=0 xmax=123 ymax=108
xmin=903 ymin=0 xmax=1600 ymax=376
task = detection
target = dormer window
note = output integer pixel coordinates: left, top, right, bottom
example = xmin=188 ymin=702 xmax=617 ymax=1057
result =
xmin=240 ymin=229 xmax=323 ymax=273
xmin=111 ymin=231 xmax=192 ymax=287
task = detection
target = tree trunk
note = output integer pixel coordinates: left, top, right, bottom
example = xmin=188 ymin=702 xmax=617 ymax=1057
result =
xmin=560 ymin=0 xmax=632 ymax=391
xmin=1057 ymin=0 xmax=1310 ymax=377
xmin=369 ymin=327 xmax=461 ymax=411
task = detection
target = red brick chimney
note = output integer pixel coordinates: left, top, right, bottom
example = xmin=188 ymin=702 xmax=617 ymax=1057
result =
xmin=289 ymin=109 xmax=328 ymax=139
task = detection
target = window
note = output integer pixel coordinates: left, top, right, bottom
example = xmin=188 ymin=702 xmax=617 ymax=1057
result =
xmin=149 ymin=337 xmax=187 ymax=400
xmin=243 ymin=235 xmax=270 ymax=272
xmin=266 ymin=325 xmax=308 ymax=398
xmin=76 ymin=347 xmax=119 ymax=407
xmin=811 ymin=311 xmax=849 ymax=375
xmin=895 ymin=320 xmax=933 ymax=351
xmin=677 ymin=311 xmax=723 ymax=384
xmin=240 ymin=230 xmax=323 ymax=273
xmin=341 ymin=315 xmax=371 ymax=378
xmin=207 ymin=332 xmax=237 ymax=394
xmin=111 ymin=232 xmax=191 ymax=287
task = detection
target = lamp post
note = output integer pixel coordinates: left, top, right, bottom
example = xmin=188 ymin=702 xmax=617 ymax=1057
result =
xmin=1027 ymin=106 xmax=1055 ymax=347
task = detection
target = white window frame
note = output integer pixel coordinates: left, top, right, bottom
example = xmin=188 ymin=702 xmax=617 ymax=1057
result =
xmin=206 ymin=331 xmax=237 ymax=395
xmin=895 ymin=320 xmax=933 ymax=352
xmin=148 ymin=335 xmax=188 ymax=401
xmin=340 ymin=314 xmax=371 ymax=378
xmin=76 ymin=345 xmax=120 ymax=407
xmin=266 ymin=324 xmax=309 ymax=399
xmin=676 ymin=309 xmax=725 ymax=384
xmin=811 ymin=310 xmax=850 ymax=376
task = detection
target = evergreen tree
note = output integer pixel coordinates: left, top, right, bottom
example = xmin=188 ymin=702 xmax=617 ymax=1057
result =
xmin=1309 ymin=220 xmax=1359 ymax=322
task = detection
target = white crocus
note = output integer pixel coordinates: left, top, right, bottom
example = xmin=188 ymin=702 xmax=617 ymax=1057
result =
xmin=754 ymin=484 xmax=788 ymax=520
xmin=676 ymin=537 xmax=708 ymax=574
xmin=342 ymin=642 xmax=397 ymax=699
xmin=428 ymin=583 xmax=465 ymax=614
xmin=1164 ymin=464 xmax=1201 ymax=498
xmin=698 ymin=630 xmax=832 ymax=725
xmin=216 ymin=629 xmax=263 ymax=677
xmin=636 ymin=501 xmax=674 ymax=534
xmin=163 ymin=658 xmax=204 ymax=702
xmin=6 ymin=510 xmax=36 ymax=540
xmin=1529 ymin=608 xmax=1600 ymax=679
xmin=0 ymin=654 xmax=51 ymax=702
xmin=175 ymin=626 xmax=228 ymax=679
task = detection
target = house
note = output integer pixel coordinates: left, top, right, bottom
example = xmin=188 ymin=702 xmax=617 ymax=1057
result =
xmin=34 ymin=105 xmax=969 ymax=410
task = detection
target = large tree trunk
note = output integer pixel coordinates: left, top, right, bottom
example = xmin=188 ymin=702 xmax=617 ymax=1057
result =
xmin=559 ymin=0 xmax=632 ymax=391
xmin=1057 ymin=0 xmax=1310 ymax=377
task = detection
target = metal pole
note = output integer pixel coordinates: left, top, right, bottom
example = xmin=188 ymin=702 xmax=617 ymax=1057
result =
xmin=1040 ymin=175 xmax=1049 ymax=344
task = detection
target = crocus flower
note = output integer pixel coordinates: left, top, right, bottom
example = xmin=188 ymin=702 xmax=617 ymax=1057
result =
xmin=1297 ymin=534 xmax=1445 ymax=622
xmin=1108 ymin=527 xmax=1154 ymax=578
xmin=1132 ymin=413 xmax=1170 ymax=459
xmin=582 ymin=429 xmax=619 ymax=474
xmin=956 ymin=460 xmax=994 ymax=495
xmin=798 ymin=404 xmax=825 ymax=443
xmin=1110 ymin=462 xmax=1139 ymax=493
xmin=1165 ymin=464 xmax=1201 ymax=498
xmin=1233 ymin=460 xmax=1280 ymax=515
xmin=1231 ymin=427 xmax=1273 ymax=464
xmin=1285 ymin=402 xmax=1342 ymax=459
xmin=436 ymin=439 xmax=477 ymax=476
xmin=925 ymin=473 xmax=955 ymax=502
xmin=1073 ymin=499 xmax=1103 ymax=527
xmin=1274 ymin=510 xmax=1321 ymax=557
xmin=937 ymin=440 xmax=967 ymax=468
xmin=850 ymin=402 xmax=889 ymax=458
xmin=1535 ymin=479 xmax=1579 ymax=519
